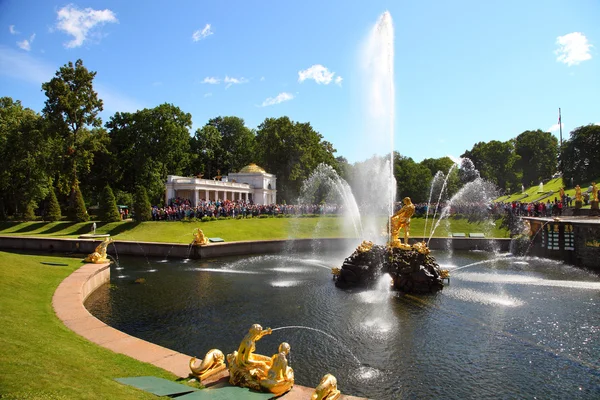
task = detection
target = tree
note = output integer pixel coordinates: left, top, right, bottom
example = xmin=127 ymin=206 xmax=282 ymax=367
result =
xmin=255 ymin=117 xmax=337 ymax=202
xmin=0 ymin=97 xmax=52 ymax=217
xmin=42 ymin=59 xmax=103 ymax=196
xmin=394 ymin=154 xmax=432 ymax=203
xmin=45 ymin=188 xmax=62 ymax=222
xmin=514 ymin=130 xmax=558 ymax=186
xmin=420 ymin=156 xmax=460 ymax=198
xmin=133 ymin=186 xmax=152 ymax=221
xmin=68 ymin=182 xmax=89 ymax=222
xmin=189 ymin=125 xmax=222 ymax=179
xmin=462 ymin=140 xmax=520 ymax=193
xmin=99 ymin=185 xmax=120 ymax=222
xmin=107 ymin=103 xmax=192 ymax=202
xmin=205 ymin=116 xmax=256 ymax=174
xmin=561 ymin=124 xmax=600 ymax=185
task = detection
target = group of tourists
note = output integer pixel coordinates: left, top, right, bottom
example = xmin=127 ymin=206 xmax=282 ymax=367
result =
xmin=151 ymin=197 xmax=348 ymax=221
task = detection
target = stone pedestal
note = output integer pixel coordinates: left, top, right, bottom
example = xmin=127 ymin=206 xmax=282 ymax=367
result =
xmin=591 ymin=201 xmax=600 ymax=217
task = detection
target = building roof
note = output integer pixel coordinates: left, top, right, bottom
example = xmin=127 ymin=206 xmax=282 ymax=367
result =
xmin=238 ymin=163 xmax=266 ymax=174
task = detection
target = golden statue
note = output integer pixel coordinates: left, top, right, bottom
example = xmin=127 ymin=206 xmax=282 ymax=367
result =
xmin=84 ymin=237 xmax=113 ymax=263
xmin=259 ymin=342 xmax=295 ymax=396
xmin=592 ymin=182 xmax=599 ymax=202
xmin=356 ymin=240 xmax=374 ymax=253
xmin=311 ymin=373 xmax=341 ymax=400
xmin=389 ymin=197 xmax=415 ymax=249
xmin=227 ymin=324 xmax=273 ymax=390
xmin=192 ymin=228 xmax=209 ymax=246
xmin=559 ymin=187 xmax=565 ymax=199
xmin=412 ymin=241 xmax=430 ymax=255
xmin=189 ymin=349 xmax=226 ymax=382
xmin=575 ymin=185 xmax=583 ymax=202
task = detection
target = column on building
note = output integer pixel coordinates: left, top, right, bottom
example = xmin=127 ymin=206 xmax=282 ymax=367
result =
xmin=193 ymin=189 xmax=199 ymax=206
xmin=204 ymin=190 xmax=209 ymax=202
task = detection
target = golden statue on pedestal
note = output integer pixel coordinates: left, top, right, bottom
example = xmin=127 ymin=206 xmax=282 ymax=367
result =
xmin=192 ymin=228 xmax=209 ymax=246
xmin=259 ymin=342 xmax=295 ymax=396
xmin=575 ymin=185 xmax=583 ymax=202
xmin=592 ymin=182 xmax=599 ymax=202
xmin=84 ymin=237 xmax=113 ymax=263
xmin=189 ymin=349 xmax=226 ymax=382
xmin=311 ymin=373 xmax=341 ymax=400
xmin=226 ymin=324 xmax=294 ymax=396
xmin=389 ymin=197 xmax=415 ymax=250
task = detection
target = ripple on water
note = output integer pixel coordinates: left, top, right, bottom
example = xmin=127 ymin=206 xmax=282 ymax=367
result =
xmin=270 ymin=280 xmax=303 ymax=287
xmin=185 ymin=267 xmax=262 ymax=275
xmin=456 ymin=272 xmax=600 ymax=290
xmin=445 ymin=288 xmax=524 ymax=307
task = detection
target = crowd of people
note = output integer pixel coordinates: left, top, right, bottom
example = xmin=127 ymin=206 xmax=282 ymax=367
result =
xmin=150 ymin=197 xmax=347 ymax=221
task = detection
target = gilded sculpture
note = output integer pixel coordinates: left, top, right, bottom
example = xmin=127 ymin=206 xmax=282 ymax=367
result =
xmin=259 ymin=342 xmax=295 ymax=396
xmin=84 ymin=237 xmax=113 ymax=263
xmin=226 ymin=324 xmax=273 ymax=390
xmin=311 ymin=373 xmax=341 ymax=400
xmin=389 ymin=197 xmax=415 ymax=249
xmin=189 ymin=349 xmax=226 ymax=381
xmin=592 ymin=182 xmax=599 ymax=202
xmin=192 ymin=228 xmax=209 ymax=246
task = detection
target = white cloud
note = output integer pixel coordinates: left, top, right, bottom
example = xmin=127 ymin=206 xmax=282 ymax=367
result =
xmin=335 ymin=76 xmax=343 ymax=86
xmin=204 ymin=92 xmax=212 ymax=97
xmin=152 ymin=81 xmax=162 ymax=86
xmin=548 ymin=123 xmax=564 ymax=132
xmin=260 ymin=76 xmax=265 ymax=81
xmin=298 ymin=64 xmax=336 ymax=84
xmin=555 ymin=32 xmax=593 ymax=66
xmin=9 ymin=25 xmax=19 ymax=35
xmin=224 ymin=75 xmax=248 ymax=89
xmin=55 ymin=5 xmax=118 ymax=48
xmin=0 ymin=45 xmax=54 ymax=83
xmin=595 ymin=122 xmax=600 ymax=126
xmin=261 ymin=92 xmax=294 ymax=107
xmin=192 ymin=24 xmax=213 ymax=42
xmin=202 ymin=76 xmax=220 ymax=84
xmin=17 ymin=33 xmax=36 ymax=51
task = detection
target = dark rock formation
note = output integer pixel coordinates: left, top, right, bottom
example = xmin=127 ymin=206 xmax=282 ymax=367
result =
xmin=334 ymin=244 xmax=444 ymax=293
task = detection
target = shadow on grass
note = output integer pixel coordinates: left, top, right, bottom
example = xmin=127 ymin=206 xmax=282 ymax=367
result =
xmin=105 ymin=221 xmax=141 ymax=237
xmin=39 ymin=222 xmax=77 ymax=235
xmin=0 ymin=222 xmax=21 ymax=233
xmin=12 ymin=222 xmax=47 ymax=234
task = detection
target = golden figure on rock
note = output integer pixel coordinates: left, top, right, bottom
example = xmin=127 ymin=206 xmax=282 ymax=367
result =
xmin=227 ymin=324 xmax=273 ymax=391
xmin=411 ymin=241 xmax=430 ymax=255
xmin=189 ymin=349 xmax=226 ymax=382
xmin=389 ymin=197 xmax=415 ymax=249
xmin=356 ymin=240 xmax=374 ymax=253
xmin=311 ymin=373 xmax=341 ymax=400
xmin=192 ymin=228 xmax=209 ymax=246
xmin=84 ymin=237 xmax=113 ymax=264
xmin=259 ymin=342 xmax=295 ymax=396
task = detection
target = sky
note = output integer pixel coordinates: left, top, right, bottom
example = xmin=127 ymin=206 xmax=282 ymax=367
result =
xmin=1 ymin=0 xmax=598 ymax=164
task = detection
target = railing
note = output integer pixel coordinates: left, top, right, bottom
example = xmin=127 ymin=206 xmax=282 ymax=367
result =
xmin=171 ymin=178 xmax=251 ymax=189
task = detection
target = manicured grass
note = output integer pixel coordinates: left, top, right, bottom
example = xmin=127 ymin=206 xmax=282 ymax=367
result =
xmin=0 ymin=251 xmax=189 ymax=399
xmin=498 ymin=177 xmax=600 ymax=205
xmin=0 ymin=215 xmax=510 ymax=242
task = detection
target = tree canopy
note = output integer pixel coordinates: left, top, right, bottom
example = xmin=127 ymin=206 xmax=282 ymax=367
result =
xmin=561 ymin=124 xmax=600 ymax=185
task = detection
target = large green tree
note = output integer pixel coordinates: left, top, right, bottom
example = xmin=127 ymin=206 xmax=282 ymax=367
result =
xmin=42 ymin=59 xmax=103 ymax=196
xmin=514 ymin=129 xmax=558 ymax=186
xmin=255 ymin=117 xmax=337 ymax=202
xmin=561 ymin=124 xmax=600 ymax=185
xmin=107 ymin=103 xmax=192 ymax=203
xmin=205 ymin=116 xmax=256 ymax=174
xmin=0 ymin=97 xmax=52 ymax=217
xmin=420 ymin=156 xmax=460 ymax=198
xmin=394 ymin=154 xmax=432 ymax=203
xmin=189 ymin=125 xmax=222 ymax=179
xmin=462 ymin=140 xmax=520 ymax=193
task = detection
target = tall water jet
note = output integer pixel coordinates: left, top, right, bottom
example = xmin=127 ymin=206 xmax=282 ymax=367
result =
xmin=356 ymin=11 xmax=396 ymax=240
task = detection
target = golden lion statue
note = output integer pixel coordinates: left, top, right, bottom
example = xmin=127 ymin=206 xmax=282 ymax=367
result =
xmin=311 ymin=373 xmax=341 ymax=400
xmin=84 ymin=237 xmax=113 ymax=264
xmin=189 ymin=349 xmax=226 ymax=381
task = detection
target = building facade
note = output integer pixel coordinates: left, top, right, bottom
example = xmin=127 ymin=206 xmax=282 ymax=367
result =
xmin=165 ymin=164 xmax=277 ymax=206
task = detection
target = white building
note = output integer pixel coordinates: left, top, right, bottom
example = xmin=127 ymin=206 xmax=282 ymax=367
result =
xmin=165 ymin=163 xmax=277 ymax=205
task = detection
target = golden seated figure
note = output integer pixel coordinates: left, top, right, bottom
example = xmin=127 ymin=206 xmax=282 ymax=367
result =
xmin=84 ymin=237 xmax=113 ymax=264
xmin=259 ymin=342 xmax=295 ymax=396
xmin=311 ymin=373 xmax=341 ymax=400
xmin=192 ymin=228 xmax=209 ymax=246
xmin=226 ymin=324 xmax=273 ymax=391
xmin=389 ymin=197 xmax=415 ymax=250
xmin=189 ymin=349 xmax=226 ymax=382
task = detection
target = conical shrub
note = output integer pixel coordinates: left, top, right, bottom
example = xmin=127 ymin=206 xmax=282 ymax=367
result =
xmin=99 ymin=185 xmax=121 ymax=222
xmin=68 ymin=183 xmax=89 ymax=222
xmin=133 ymin=186 xmax=152 ymax=221
xmin=45 ymin=188 xmax=62 ymax=222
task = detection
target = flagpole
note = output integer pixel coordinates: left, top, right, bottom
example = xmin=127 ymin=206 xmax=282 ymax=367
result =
xmin=559 ymin=108 xmax=562 ymax=148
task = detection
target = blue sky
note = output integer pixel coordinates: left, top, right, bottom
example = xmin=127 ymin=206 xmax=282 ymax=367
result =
xmin=1 ymin=0 xmax=598 ymax=163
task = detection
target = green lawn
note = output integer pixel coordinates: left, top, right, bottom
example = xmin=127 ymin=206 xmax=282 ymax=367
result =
xmin=497 ymin=177 xmax=600 ymax=205
xmin=0 ymin=215 xmax=510 ymax=242
xmin=0 ymin=251 xmax=195 ymax=399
